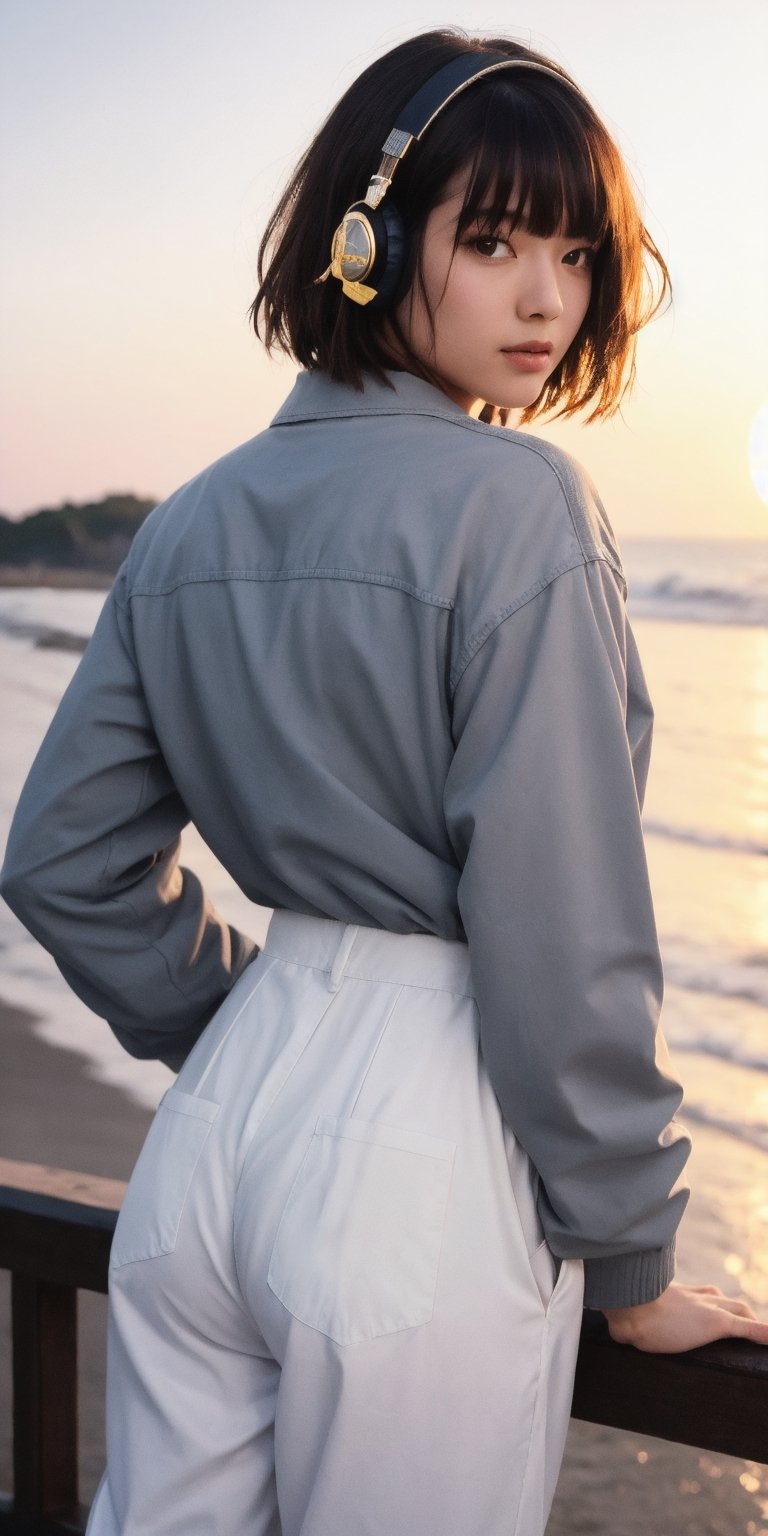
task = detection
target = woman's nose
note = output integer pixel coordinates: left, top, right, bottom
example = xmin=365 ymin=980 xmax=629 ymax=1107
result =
xmin=516 ymin=258 xmax=564 ymax=321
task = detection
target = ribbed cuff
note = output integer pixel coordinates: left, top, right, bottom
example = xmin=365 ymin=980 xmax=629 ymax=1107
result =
xmin=582 ymin=1240 xmax=677 ymax=1309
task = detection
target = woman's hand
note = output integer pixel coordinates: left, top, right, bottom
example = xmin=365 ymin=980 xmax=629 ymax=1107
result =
xmin=602 ymin=1282 xmax=768 ymax=1354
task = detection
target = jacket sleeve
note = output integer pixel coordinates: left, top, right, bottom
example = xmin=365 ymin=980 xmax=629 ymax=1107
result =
xmin=0 ymin=569 xmax=258 ymax=1069
xmin=444 ymin=557 xmax=691 ymax=1309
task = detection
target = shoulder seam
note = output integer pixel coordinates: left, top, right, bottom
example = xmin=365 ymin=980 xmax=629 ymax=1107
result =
xmin=274 ymin=407 xmax=611 ymax=565
xmin=450 ymin=552 xmax=624 ymax=695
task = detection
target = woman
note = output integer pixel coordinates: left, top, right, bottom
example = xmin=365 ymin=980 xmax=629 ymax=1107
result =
xmin=4 ymin=28 xmax=767 ymax=1536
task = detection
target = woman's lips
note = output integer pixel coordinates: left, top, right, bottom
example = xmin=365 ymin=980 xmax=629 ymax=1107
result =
xmin=501 ymin=347 xmax=554 ymax=372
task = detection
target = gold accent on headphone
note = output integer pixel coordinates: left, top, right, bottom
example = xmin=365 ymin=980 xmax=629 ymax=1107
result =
xmin=315 ymin=213 xmax=379 ymax=305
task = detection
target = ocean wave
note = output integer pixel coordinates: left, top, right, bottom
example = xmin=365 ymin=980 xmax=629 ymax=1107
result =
xmin=628 ymin=574 xmax=768 ymax=627
xmin=676 ymin=1102 xmax=768 ymax=1155
xmin=645 ymin=819 xmax=768 ymax=857
xmin=669 ymin=1033 xmax=768 ymax=1075
xmin=662 ymin=963 xmax=768 ymax=1084
xmin=0 ymin=613 xmax=89 ymax=652
xmin=0 ymin=590 xmax=106 ymax=651
xmin=665 ymin=957 xmax=768 ymax=1012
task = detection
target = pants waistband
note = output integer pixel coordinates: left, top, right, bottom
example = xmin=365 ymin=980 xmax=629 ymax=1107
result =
xmin=262 ymin=910 xmax=474 ymax=998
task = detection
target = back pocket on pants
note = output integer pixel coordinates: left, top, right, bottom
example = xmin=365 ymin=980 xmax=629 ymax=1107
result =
xmin=267 ymin=1115 xmax=455 ymax=1346
xmin=110 ymin=1088 xmax=220 ymax=1269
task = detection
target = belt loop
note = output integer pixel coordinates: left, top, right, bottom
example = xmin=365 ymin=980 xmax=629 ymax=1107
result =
xmin=328 ymin=924 xmax=360 ymax=993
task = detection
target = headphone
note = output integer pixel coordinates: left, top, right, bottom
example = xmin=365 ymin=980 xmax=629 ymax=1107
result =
xmin=315 ymin=50 xmax=575 ymax=311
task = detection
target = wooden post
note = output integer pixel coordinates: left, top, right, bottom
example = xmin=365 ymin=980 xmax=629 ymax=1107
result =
xmin=11 ymin=1274 xmax=79 ymax=1518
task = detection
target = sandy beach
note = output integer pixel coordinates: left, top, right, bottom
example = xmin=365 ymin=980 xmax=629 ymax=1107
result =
xmin=1 ymin=996 xmax=766 ymax=1532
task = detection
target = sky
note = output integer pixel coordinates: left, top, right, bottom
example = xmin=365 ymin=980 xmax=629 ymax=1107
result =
xmin=1 ymin=0 xmax=767 ymax=540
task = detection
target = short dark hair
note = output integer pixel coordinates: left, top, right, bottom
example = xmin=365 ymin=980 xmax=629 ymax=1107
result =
xmin=251 ymin=30 xmax=671 ymax=423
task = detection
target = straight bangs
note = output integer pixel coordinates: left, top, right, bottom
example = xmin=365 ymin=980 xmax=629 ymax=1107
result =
xmin=452 ymin=82 xmax=611 ymax=253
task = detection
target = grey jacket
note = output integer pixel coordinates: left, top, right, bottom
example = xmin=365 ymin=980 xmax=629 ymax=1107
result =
xmin=1 ymin=367 xmax=691 ymax=1309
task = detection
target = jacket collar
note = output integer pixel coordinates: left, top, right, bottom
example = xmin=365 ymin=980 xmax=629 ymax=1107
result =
xmin=270 ymin=368 xmax=472 ymax=428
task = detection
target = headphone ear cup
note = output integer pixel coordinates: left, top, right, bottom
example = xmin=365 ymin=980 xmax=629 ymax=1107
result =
xmin=367 ymin=201 xmax=407 ymax=310
xmin=343 ymin=200 xmax=406 ymax=311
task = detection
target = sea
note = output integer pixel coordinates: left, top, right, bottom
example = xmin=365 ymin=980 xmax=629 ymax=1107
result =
xmin=1 ymin=539 xmax=767 ymax=1321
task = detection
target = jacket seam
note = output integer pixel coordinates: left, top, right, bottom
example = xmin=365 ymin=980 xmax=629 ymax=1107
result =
xmin=273 ymin=405 xmax=620 ymax=568
xmin=127 ymin=568 xmax=454 ymax=611
xmin=449 ymin=552 xmax=620 ymax=695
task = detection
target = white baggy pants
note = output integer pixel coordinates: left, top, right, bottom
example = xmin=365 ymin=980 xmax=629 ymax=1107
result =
xmin=86 ymin=911 xmax=584 ymax=1536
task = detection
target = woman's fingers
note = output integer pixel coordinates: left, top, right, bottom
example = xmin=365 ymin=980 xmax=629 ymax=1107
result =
xmin=602 ymin=1282 xmax=768 ymax=1353
xmin=729 ymin=1313 xmax=768 ymax=1344
xmin=709 ymin=1296 xmax=757 ymax=1317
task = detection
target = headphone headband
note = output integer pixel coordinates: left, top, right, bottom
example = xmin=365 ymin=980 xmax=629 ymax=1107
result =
xmin=317 ymin=50 xmax=579 ymax=307
xmin=366 ymin=53 xmax=574 ymax=210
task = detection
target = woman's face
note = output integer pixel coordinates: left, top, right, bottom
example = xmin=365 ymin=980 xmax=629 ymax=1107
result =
xmin=394 ymin=170 xmax=597 ymax=418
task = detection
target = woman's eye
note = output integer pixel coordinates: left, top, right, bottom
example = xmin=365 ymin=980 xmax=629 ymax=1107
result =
xmin=471 ymin=235 xmax=509 ymax=259
xmin=562 ymin=247 xmax=594 ymax=269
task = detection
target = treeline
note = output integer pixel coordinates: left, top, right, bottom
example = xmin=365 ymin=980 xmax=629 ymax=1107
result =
xmin=0 ymin=494 xmax=157 ymax=572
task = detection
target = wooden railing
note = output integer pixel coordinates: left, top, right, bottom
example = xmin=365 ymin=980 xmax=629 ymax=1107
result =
xmin=1 ymin=1156 xmax=767 ymax=1532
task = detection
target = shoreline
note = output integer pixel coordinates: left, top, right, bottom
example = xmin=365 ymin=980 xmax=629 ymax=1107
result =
xmin=1 ymin=996 xmax=766 ymax=1527
xmin=0 ymin=565 xmax=114 ymax=589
